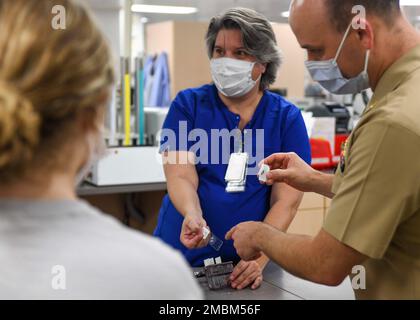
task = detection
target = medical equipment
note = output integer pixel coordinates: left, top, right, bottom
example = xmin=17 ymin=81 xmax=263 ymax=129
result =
xmin=144 ymin=107 xmax=169 ymax=146
xmin=307 ymin=102 xmax=351 ymax=134
xmin=203 ymin=227 xmax=223 ymax=252
xmin=195 ymin=257 xmax=234 ymax=290
xmin=86 ymin=146 xmax=165 ymax=186
xmin=258 ymin=164 xmax=270 ymax=183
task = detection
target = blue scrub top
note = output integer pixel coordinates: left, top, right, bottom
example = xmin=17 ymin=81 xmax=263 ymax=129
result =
xmin=154 ymin=84 xmax=311 ymax=267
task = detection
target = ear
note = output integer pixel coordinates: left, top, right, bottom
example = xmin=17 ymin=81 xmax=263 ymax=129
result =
xmin=76 ymin=106 xmax=105 ymax=134
xmin=354 ymin=18 xmax=374 ymax=50
xmin=260 ymin=63 xmax=268 ymax=74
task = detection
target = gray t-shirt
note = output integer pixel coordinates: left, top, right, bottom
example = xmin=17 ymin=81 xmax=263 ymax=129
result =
xmin=0 ymin=199 xmax=203 ymax=300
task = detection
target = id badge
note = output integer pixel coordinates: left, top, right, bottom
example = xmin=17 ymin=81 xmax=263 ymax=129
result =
xmin=225 ymin=153 xmax=248 ymax=193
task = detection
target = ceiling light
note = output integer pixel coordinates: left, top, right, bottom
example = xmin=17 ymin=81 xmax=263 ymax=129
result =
xmin=281 ymin=11 xmax=290 ymax=18
xmin=400 ymin=0 xmax=420 ymax=6
xmin=131 ymin=4 xmax=198 ymax=14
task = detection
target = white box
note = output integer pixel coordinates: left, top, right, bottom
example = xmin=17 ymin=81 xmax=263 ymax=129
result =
xmin=87 ymin=147 xmax=166 ymax=186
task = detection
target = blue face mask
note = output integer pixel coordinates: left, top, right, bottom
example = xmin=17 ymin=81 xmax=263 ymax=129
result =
xmin=305 ymin=23 xmax=371 ymax=95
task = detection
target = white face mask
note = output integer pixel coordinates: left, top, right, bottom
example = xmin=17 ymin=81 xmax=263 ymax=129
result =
xmin=75 ymin=128 xmax=108 ymax=187
xmin=210 ymin=57 xmax=260 ymax=98
xmin=305 ymin=23 xmax=371 ymax=95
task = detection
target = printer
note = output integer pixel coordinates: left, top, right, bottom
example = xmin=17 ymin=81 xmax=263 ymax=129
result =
xmin=307 ymin=102 xmax=351 ymax=134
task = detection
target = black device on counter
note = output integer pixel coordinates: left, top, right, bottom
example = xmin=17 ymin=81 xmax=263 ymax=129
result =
xmin=307 ymin=102 xmax=351 ymax=134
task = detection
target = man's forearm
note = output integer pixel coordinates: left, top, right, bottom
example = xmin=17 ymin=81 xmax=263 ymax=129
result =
xmin=256 ymin=203 xmax=296 ymax=269
xmin=309 ymin=171 xmax=335 ymax=199
xmin=254 ymin=204 xmax=296 ymax=271
xmin=254 ymin=188 xmax=302 ymax=270
xmin=254 ymin=223 xmax=330 ymax=284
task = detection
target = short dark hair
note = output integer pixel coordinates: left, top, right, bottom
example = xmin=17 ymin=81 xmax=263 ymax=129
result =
xmin=325 ymin=0 xmax=401 ymax=32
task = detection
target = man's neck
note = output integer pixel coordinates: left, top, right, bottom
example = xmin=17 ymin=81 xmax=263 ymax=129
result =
xmin=0 ymin=173 xmax=77 ymax=201
xmin=371 ymin=19 xmax=420 ymax=90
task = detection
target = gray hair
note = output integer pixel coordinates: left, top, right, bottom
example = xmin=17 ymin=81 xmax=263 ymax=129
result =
xmin=205 ymin=7 xmax=282 ymax=91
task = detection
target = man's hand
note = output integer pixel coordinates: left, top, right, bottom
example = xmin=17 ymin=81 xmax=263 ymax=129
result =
xmin=181 ymin=213 xmax=210 ymax=249
xmin=229 ymin=260 xmax=264 ymax=290
xmin=260 ymin=152 xmax=316 ymax=192
xmin=226 ymin=222 xmax=263 ymax=261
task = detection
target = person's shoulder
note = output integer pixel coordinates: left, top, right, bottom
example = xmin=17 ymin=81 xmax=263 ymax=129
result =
xmin=175 ymin=84 xmax=214 ymax=104
xmin=74 ymin=201 xmax=177 ymax=261
xmin=73 ymin=201 xmax=203 ymax=299
xmin=264 ymin=90 xmax=302 ymax=121
xmin=170 ymin=84 xmax=214 ymax=119
xmin=116 ymin=231 xmax=204 ymax=299
xmin=366 ymin=86 xmax=420 ymax=139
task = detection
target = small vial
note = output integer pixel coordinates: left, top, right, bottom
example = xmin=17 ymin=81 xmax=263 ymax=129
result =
xmin=258 ymin=164 xmax=270 ymax=183
xmin=209 ymin=234 xmax=223 ymax=251
xmin=203 ymin=227 xmax=223 ymax=251
xmin=202 ymin=226 xmax=211 ymax=240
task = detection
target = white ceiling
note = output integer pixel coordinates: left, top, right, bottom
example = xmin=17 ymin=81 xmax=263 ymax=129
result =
xmin=85 ymin=0 xmax=420 ymax=25
xmin=132 ymin=0 xmax=291 ymax=22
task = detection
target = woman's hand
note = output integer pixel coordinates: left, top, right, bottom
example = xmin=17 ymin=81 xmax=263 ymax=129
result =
xmin=229 ymin=259 xmax=266 ymax=290
xmin=180 ymin=213 xmax=210 ymax=249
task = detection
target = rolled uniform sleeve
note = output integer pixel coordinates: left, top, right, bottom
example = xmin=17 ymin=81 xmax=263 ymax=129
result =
xmin=324 ymin=120 xmax=420 ymax=259
xmin=159 ymin=91 xmax=195 ymax=153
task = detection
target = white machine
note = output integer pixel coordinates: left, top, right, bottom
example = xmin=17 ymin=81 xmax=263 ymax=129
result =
xmin=86 ymin=146 xmax=165 ymax=186
xmin=144 ymin=107 xmax=169 ymax=146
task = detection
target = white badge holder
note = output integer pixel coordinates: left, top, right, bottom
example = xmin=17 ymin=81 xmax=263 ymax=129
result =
xmin=225 ymin=152 xmax=248 ymax=193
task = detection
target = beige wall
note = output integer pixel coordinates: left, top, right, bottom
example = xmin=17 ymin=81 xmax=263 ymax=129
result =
xmin=173 ymin=21 xmax=212 ymax=96
xmin=272 ymin=23 xmax=306 ymax=98
xmin=146 ymin=21 xmax=211 ymax=99
xmin=146 ymin=21 xmax=175 ymax=97
xmin=146 ymin=21 xmax=305 ymax=100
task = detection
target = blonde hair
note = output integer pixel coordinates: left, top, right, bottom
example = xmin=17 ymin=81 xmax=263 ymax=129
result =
xmin=0 ymin=0 xmax=114 ymax=182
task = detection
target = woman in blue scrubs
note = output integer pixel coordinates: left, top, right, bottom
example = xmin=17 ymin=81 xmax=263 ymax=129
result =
xmin=154 ymin=8 xmax=311 ymax=290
